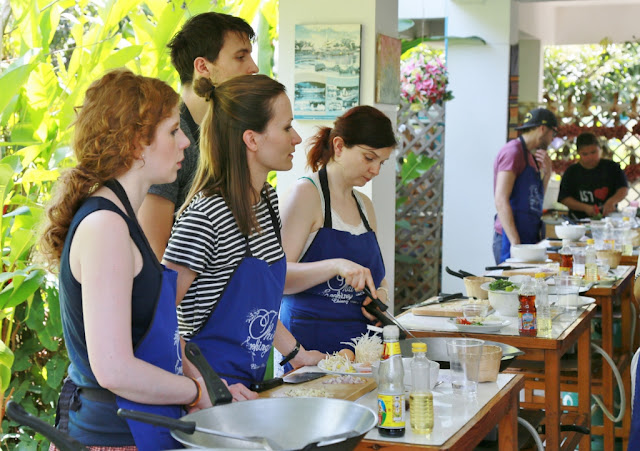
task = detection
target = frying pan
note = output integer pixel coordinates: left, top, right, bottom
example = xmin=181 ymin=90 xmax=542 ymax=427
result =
xmin=118 ymin=342 xmax=378 ymax=450
xmin=399 ymin=337 xmax=524 ymax=372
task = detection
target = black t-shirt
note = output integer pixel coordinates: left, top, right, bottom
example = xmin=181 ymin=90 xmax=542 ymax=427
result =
xmin=558 ymin=159 xmax=628 ymax=219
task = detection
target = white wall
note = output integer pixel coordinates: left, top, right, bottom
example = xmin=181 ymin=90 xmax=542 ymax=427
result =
xmin=277 ymin=0 xmax=399 ymax=303
xmin=399 ymin=0 xmax=446 ymax=19
xmin=518 ymin=38 xmax=542 ymax=103
xmin=441 ymin=0 xmax=517 ymax=293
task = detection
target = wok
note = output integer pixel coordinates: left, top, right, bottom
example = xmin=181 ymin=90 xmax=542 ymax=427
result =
xmin=118 ymin=342 xmax=378 ymax=450
xmin=399 ymin=337 xmax=524 ymax=372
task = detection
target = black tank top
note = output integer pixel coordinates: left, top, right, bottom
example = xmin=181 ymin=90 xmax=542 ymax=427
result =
xmin=60 ymin=196 xmax=162 ymax=388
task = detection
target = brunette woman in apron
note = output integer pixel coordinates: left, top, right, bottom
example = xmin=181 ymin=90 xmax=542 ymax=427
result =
xmin=39 ymin=70 xmax=211 ymax=450
xmin=164 ymin=75 xmax=324 ymax=399
xmin=279 ymin=106 xmax=397 ymax=357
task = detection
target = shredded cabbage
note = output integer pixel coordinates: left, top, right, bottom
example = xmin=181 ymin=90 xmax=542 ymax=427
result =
xmin=322 ymin=353 xmax=356 ymax=372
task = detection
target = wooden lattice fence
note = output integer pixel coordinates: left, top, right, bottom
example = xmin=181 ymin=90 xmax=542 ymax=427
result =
xmin=394 ymin=102 xmax=445 ymax=311
xmin=519 ymin=101 xmax=640 ymax=205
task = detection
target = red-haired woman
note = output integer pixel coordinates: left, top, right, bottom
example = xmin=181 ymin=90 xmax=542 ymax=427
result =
xmin=40 ymin=69 xmax=207 ymax=450
xmin=279 ymin=106 xmax=397 ymax=356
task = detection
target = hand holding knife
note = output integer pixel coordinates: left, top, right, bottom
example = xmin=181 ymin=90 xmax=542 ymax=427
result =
xmin=362 ymin=286 xmax=417 ymax=339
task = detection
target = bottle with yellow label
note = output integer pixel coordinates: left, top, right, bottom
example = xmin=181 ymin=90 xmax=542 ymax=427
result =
xmin=377 ymin=325 xmax=405 ymax=437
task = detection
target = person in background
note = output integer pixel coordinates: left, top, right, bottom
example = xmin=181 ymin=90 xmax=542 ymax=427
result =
xmin=39 ymin=69 xmax=210 ymax=450
xmin=279 ymin=106 xmax=396 ymax=357
xmin=163 ymin=75 xmax=324 ymax=400
xmin=493 ymin=108 xmax=556 ymax=264
xmin=558 ymin=132 xmax=628 ymax=219
xmin=139 ymin=12 xmax=258 ymax=260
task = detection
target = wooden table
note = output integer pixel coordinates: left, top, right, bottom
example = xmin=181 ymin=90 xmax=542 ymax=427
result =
xmin=581 ymin=265 xmax=636 ymax=450
xmin=355 ymin=373 xmax=524 ymax=451
xmin=397 ymin=305 xmax=595 ymax=450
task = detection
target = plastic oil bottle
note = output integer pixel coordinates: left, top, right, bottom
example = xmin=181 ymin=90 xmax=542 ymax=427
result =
xmin=585 ymin=238 xmax=598 ymax=282
xmin=377 ymin=325 xmax=405 ymax=437
xmin=409 ymin=342 xmax=433 ymax=435
xmin=534 ymin=273 xmax=551 ymax=337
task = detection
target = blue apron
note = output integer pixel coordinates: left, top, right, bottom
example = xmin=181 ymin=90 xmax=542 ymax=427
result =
xmin=106 ymin=180 xmax=184 ymax=451
xmin=189 ymin=191 xmax=286 ymax=387
xmin=280 ymin=167 xmax=385 ymax=355
xmin=630 ymin=357 xmax=640 ymax=449
xmin=500 ymin=137 xmax=544 ymax=263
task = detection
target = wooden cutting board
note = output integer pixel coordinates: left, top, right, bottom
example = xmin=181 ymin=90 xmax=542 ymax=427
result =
xmin=412 ymin=298 xmax=489 ymax=317
xmin=257 ymin=374 xmax=377 ymax=401
xmin=501 ymin=267 xmax=557 ymax=277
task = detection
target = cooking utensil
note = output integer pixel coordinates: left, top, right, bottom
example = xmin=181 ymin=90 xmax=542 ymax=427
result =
xmin=485 ymin=265 xmax=537 ymax=271
xmin=445 ymin=266 xmax=465 ymax=279
xmin=5 ymin=401 xmax=88 ymax=451
xmin=118 ymin=408 xmax=282 ymax=451
xmin=399 ymin=337 xmax=524 ymax=373
xmin=362 ymin=286 xmax=417 ymax=339
xmin=250 ymin=372 xmax=327 ymax=392
xmin=149 ymin=342 xmax=377 ymax=450
xmin=402 ymin=292 xmax=466 ymax=309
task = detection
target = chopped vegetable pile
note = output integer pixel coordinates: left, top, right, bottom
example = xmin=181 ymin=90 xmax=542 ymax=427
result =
xmin=488 ymin=280 xmax=518 ymax=292
xmin=456 ymin=317 xmax=485 ymax=326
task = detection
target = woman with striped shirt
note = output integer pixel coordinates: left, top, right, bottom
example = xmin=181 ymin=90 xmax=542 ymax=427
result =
xmin=164 ymin=75 xmax=324 ymax=400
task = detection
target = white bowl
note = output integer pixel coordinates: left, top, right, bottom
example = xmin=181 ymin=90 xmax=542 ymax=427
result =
xmin=481 ymin=282 xmax=520 ymax=317
xmin=555 ymin=224 xmax=586 ymax=241
xmin=510 ymin=244 xmax=547 ymax=262
xmin=371 ymin=357 xmax=439 ymax=389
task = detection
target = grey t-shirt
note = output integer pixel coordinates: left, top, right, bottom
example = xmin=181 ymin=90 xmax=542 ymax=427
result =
xmin=148 ymin=103 xmax=199 ymax=212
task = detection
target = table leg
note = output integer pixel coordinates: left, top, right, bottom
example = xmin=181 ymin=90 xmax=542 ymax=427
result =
xmin=597 ymin=294 xmax=615 ymax=451
xmin=545 ymin=349 xmax=561 ymax=450
xmin=578 ymin=320 xmax=592 ymax=451
xmin=498 ymin=381 xmax=518 ymax=451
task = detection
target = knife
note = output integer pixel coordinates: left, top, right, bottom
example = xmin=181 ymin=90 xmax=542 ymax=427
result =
xmin=362 ymin=286 xmax=418 ymax=340
xmin=485 ymin=265 xmax=538 ymax=271
xmin=402 ymin=292 xmax=466 ymax=309
xmin=249 ymin=372 xmax=327 ymax=392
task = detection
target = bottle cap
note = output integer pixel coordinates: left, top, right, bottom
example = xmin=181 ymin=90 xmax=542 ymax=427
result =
xmin=587 ymin=238 xmax=594 ymax=245
xmin=382 ymin=325 xmax=399 ymax=339
xmin=535 ymin=272 xmax=546 ymax=279
xmin=411 ymin=342 xmax=427 ymax=353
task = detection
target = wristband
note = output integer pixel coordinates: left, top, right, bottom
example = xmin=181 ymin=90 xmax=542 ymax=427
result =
xmin=186 ymin=376 xmax=201 ymax=408
xmin=280 ymin=340 xmax=301 ymax=366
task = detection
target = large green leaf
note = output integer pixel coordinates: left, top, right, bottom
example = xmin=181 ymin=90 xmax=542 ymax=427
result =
xmin=0 ymin=164 xmax=15 ymax=205
xmin=25 ymin=63 xmax=60 ymax=112
xmin=0 ymin=50 xmax=40 ymax=117
xmin=7 ymin=228 xmax=37 ymax=267
xmin=400 ymin=152 xmax=437 ymax=186
xmin=44 ymin=359 xmax=66 ymax=389
xmin=99 ymin=45 xmax=144 ymax=72
xmin=0 ymin=341 xmax=14 ymax=391
xmin=0 ymin=269 xmax=45 ymax=310
xmin=21 ymin=168 xmax=60 ymax=184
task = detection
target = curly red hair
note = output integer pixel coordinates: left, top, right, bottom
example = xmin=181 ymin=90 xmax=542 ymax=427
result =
xmin=39 ymin=69 xmax=179 ymax=267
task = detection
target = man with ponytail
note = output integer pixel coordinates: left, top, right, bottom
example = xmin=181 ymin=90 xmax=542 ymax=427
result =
xmin=279 ymin=106 xmax=397 ymax=357
xmin=39 ymin=69 xmax=212 ymax=450
xmin=139 ymin=12 xmax=259 ymax=260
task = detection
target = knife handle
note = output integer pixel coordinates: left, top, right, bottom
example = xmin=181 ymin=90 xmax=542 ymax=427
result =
xmin=363 ymin=286 xmax=388 ymax=312
xmin=362 ymin=303 xmax=407 ymax=339
xmin=249 ymin=377 xmax=284 ymax=392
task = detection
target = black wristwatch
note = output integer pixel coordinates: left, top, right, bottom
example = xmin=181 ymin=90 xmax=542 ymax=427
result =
xmin=279 ymin=340 xmax=301 ymax=366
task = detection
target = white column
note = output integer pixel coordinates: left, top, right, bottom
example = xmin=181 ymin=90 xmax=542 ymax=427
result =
xmin=278 ymin=0 xmax=399 ymax=304
xmin=441 ymin=0 xmax=518 ymax=293
xmin=518 ymin=38 xmax=542 ymax=104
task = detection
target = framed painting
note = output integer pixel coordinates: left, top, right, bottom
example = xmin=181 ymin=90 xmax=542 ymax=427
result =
xmin=294 ymin=24 xmax=362 ymax=119
xmin=375 ymin=34 xmax=401 ymax=105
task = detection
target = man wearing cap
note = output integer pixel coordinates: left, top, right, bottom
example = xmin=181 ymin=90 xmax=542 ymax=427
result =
xmin=558 ymin=132 xmax=628 ymax=219
xmin=493 ymin=108 xmax=557 ymax=264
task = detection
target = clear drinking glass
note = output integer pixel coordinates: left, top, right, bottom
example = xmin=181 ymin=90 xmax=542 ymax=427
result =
xmin=446 ymin=338 xmax=484 ymax=395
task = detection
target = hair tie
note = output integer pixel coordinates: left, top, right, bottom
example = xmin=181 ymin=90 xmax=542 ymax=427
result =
xmin=206 ymin=84 xmax=216 ymax=102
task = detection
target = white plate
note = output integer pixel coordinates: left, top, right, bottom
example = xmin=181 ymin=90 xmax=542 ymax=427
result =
xmin=505 ymin=257 xmax=553 ymax=263
xmin=317 ymin=359 xmax=373 ymax=376
xmin=448 ymin=318 xmax=511 ymax=333
xmin=549 ymin=295 xmax=596 ymax=308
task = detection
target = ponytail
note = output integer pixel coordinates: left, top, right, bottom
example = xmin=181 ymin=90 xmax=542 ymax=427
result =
xmin=306 ymin=126 xmax=333 ymax=172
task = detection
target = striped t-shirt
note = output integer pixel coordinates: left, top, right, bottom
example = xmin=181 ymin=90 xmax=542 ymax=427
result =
xmin=164 ymin=184 xmax=284 ymax=339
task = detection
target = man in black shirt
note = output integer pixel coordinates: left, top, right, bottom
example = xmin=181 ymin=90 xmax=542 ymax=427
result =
xmin=559 ymin=132 xmax=628 ymax=219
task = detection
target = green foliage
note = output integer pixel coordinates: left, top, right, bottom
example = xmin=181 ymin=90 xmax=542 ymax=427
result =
xmin=1 ymin=0 xmax=277 ymax=448
xmin=544 ymin=40 xmax=640 ymax=104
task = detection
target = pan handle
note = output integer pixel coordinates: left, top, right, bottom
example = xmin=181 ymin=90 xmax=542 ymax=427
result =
xmin=117 ymin=408 xmax=196 ymax=434
xmin=184 ymin=342 xmax=233 ymax=406
xmin=5 ymin=401 xmax=88 ymax=451
xmin=445 ymin=266 xmax=465 ymax=279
